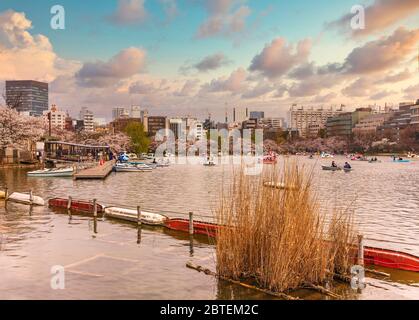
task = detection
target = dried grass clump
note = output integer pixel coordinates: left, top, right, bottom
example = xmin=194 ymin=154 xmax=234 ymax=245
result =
xmin=215 ymin=161 xmax=357 ymax=293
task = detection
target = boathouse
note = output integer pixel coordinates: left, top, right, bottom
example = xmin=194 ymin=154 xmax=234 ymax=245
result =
xmin=44 ymin=141 xmax=112 ymax=162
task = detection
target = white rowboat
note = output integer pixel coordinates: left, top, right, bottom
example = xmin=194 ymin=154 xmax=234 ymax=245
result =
xmin=27 ymin=167 xmax=74 ymax=177
xmin=8 ymin=192 xmax=45 ymax=206
xmin=104 ymin=207 xmax=168 ymax=226
xmin=114 ymin=163 xmax=152 ymax=172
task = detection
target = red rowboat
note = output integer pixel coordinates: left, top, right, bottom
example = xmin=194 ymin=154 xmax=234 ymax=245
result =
xmin=164 ymin=219 xmax=419 ymax=272
xmin=363 ymin=246 xmax=419 ymax=272
xmin=164 ymin=218 xmax=219 ymax=238
xmin=48 ymin=198 xmax=104 ymax=214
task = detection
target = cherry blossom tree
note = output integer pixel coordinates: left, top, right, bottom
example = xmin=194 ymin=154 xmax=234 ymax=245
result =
xmin=0 ymin=105 xmax=44 ymax=150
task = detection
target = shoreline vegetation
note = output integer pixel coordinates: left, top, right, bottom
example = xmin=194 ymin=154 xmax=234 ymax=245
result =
xmin=215 ymin=162 xmax=356 ymax=295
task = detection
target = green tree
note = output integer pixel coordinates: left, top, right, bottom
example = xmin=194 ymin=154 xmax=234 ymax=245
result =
xmin=125 ymin=122 xmax=150 ymax=154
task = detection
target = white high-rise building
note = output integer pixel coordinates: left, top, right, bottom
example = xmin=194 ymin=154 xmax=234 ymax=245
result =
xmin=233 ymin=107 xmax=249 ymax=123
xmin=131 ymin=105 xmax=142 ymax=118
xmin=80 ymin=107 xmax=94 ymax=132
xmin=259 ymin=117 xmax=285 ymax=129
xmin=289 ymin=105 xmax=343 ymax=137
xmin=43 ymin=104 xmax=67 ymax=130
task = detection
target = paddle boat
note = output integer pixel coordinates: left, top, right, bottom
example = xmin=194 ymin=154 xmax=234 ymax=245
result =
xmin=27 ymin=167 xmax=74 ymax=177
xmin=203 ymin=157 xmax=217 ymax=167
xmin=322 ymin=165 xmax=342 ymax=171
xmin=8 ymin=192 xmax=45 ymax=206
xmin=321 ymin=152 xmax=334 ymax=158
xmin=392 ymin=157 xmax=410 ymax=163
xmin=259 ymin=152 xmax=278 ymax=165
xmin=104 ymin=207 xmax=168 ymax=226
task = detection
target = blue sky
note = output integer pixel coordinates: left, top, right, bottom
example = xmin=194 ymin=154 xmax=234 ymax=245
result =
xmin=0 ymin=0 xmax=359 ymax=74
xmin=0 ymin=0 xmax=418 ymax=120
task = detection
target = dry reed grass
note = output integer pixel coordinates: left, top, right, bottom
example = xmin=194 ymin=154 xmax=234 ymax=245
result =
xmin=215 ymin=161 xmax=357 ymax=293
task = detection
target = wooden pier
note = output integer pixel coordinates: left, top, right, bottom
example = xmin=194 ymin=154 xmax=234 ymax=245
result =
xmin=74 ymin=160 xmax=115 ymax=180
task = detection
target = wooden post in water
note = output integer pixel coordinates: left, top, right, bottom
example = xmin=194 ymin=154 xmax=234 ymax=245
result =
xmin=189 ymin=212 xmax=194 ymax=256
xmin=4 ymin=187 xmax=8 ymax=202
xmin=67 ymin=196 xmax=72 ymax=210
xmin=93 ymin=199 xmax=98 ymax=234
xmin=189 ymin=212 xmax=194 ymax=235
xmin=29 ymin=190 xmax=33 ymax=206
xmin=137 ymin=206 xmax=142 ymax=244
xmin=357 ymin=234 xmax=364 ymax=266
xmin=93 ymin=199 xmax=97 ymax=217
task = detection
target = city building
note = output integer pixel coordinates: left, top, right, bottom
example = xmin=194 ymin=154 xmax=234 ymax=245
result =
xmin=43 ymin=104 xmax=67 ymax=130
xmin=110 ymin=117 xmax=142 ymax=133
xmin=352 ymin=113 xmax=393 ymax=136
xmin=194 ymin=122 xmax=204 ymax=140
xmin=65 ymin=114 xmax=74 ymax=131
xmin=378 ymin=102 xmax=416 ymax=140
xmin=5 ymin=80 xmax=48 ymax=116
xmin=79 ymin=107 xmax=94 ymax=132
xmin=249 ymin=111 xmax=265 ymax=120
xmin=242 ymin=118 xmax=259 ymax=131
xmin=411 ymin=100 xmax=419 ymax=128
xmin=203 ymin=118 xmax=215 ymax=130
xmin=169 ymin=118 xmax=183 ymax=139
xmin=233 ymin=107 xmax=249 ymax=123
xmin=74 ymin=120 xmax=84 ymax=132
xmin=289 ymin=105 xmax=343 ymax=138
xmin=112 ymin=107 xmax=129 ymax=120
xmin=147 ymin=116 xmax=168 ymax=136
xmin=307 ymin=123 xmax=324 ymax=138
xmin=259 ymin=117 xmax=285 ymax=130
xmin=326 ymin=108 xmax=372 ymax=137
xmin=131 ymin=106 xmax=142 ymax=118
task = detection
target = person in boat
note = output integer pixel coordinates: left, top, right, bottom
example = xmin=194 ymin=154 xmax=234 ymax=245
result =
xmin=331 ymin=161 xmax=337 ymax=168
xmin=344 ymin=162 xmax=351 ymax=169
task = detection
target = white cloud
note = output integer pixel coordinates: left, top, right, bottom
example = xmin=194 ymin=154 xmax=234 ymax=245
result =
xmin=76 ymin=47 xmax=147 ymax=88
xmin=249 ymin=38 xmax=311 ymax=79
xmin=107 ymin=0 xmax=148 ymax=25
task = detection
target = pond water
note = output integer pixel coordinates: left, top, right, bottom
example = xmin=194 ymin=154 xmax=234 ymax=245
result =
xmin=0 ymin=155 xmax=418 ymax=299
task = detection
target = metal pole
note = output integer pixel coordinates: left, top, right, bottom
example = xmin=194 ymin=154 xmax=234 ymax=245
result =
xmin=357 ymin=234 xmax=364 ymax=266
xmin=189 ymin=212 xmax=194 ymax=235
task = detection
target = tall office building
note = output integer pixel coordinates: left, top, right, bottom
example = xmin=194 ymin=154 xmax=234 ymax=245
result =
xmin=112 ymin=107 xmax=129 ymax=120
xmin=5 ymin=80 xmax=48 ymax=116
